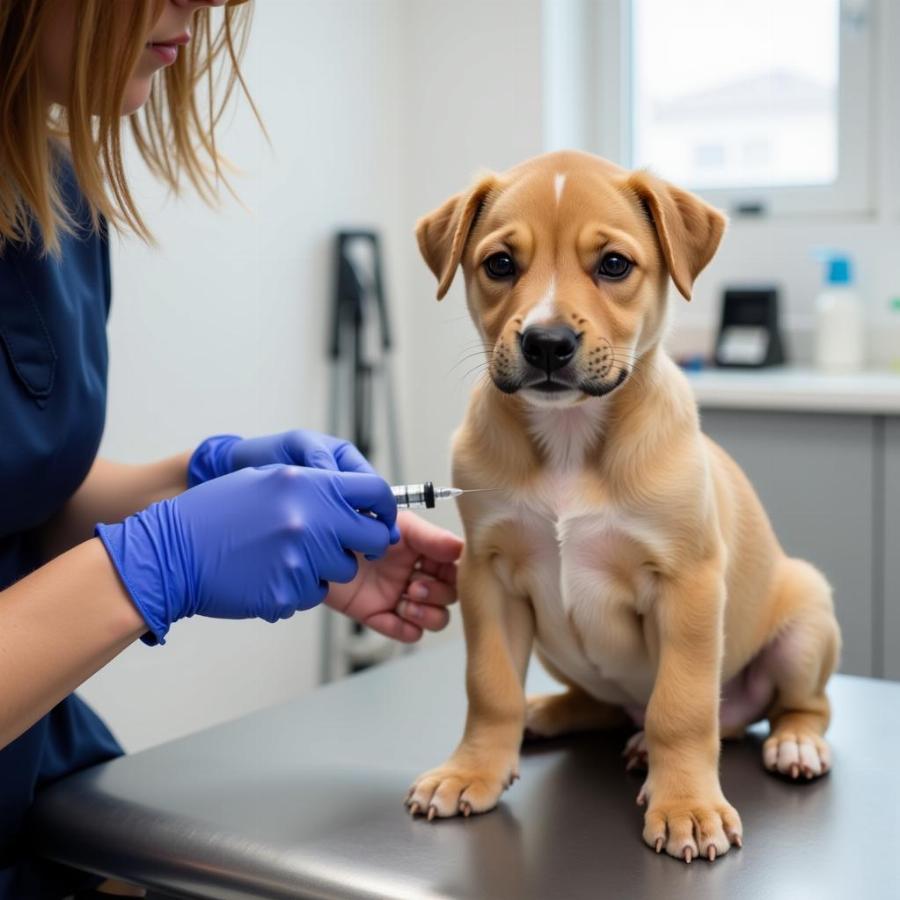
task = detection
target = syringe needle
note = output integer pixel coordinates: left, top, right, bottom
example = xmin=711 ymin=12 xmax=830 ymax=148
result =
xmin=432 ymin=487 xmax=497 ymax=501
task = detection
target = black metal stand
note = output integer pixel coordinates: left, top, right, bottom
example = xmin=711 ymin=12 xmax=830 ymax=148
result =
xmin=322 ymin=230 xmax=404 ymax=681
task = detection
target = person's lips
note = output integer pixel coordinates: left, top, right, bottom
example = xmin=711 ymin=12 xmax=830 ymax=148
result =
xmin=146 ymin=32 xmax=190 ymax=66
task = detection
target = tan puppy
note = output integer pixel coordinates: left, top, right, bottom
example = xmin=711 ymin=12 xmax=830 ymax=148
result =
xmin=405 ymin=150 xmax=841 ymax=863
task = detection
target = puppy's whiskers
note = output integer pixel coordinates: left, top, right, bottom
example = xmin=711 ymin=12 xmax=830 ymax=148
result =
xmin=447 ymin=346 xmax=493 ymax=377
xmin=461 ymin=363 xmax=491 ymax=381
xmin=585 ymin=351 xmax=646 ymax=390
xmin=608 ymin=355 xmax=651 ymax=391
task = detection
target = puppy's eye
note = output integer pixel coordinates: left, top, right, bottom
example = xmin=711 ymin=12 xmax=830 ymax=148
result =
xmin=484 ymin=252 xmax=516 ymax=279
xmin=597 ymin=252 xmax=633 ymax=280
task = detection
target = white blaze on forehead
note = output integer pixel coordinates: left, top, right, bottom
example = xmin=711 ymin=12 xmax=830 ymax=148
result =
xmin=554 ymin=172 xmax=566 ymax=205
xmin=522 ymin=275 xmax=557 ymax=328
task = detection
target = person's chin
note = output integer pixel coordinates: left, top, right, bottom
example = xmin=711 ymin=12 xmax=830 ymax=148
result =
xmin=121 ymin=78 xmax=154 ymax=116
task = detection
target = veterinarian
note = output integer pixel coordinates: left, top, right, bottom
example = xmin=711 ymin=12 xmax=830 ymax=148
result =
xmin=0 ymin=1 xmax=462 ymax=895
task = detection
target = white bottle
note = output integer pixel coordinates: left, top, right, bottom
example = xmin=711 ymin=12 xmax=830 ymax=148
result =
xmin=813 ymin=254 xmax=865 ymax=372
xmin=886 ymin=297 xmax=900 ymax=372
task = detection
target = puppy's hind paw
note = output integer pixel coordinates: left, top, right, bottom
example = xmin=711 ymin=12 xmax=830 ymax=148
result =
xmin=763 ymin=731 xmax=830 ymax=780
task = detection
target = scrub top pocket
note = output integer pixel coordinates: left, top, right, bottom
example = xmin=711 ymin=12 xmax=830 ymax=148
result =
xmin=0 ymin=261 xmax=58 ymax=407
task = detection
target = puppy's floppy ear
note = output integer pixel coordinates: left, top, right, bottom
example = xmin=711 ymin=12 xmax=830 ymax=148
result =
xmin=416 ymin=175 xmax=497 ymax=300
xmin=625 ymin=171 xmax=726 ymax=301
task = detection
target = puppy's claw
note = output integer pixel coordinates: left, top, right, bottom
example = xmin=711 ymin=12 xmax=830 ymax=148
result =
xmin=460 ymin=801 xmax=472 ymax=817
xmin=408 ymin=801 xmax=420 ymax=817
xmin=789 ymin=763 xmax=800 ymax=780
xmin=733 ymin=834 xmax=743 ymax=849
xmin=427 ymin=805 xmax=437 ymax=821
xmin=684 ymin=847 xmax=693 ymax=864
xmin=655 ymin=838 xmax=663 ymax=854
xmin=707 ymin=846 xmax=716 ymax=862
xmin=636 ymin=784 xmax=648 ymax=806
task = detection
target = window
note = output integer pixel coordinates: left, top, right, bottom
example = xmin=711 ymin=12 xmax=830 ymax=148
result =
xmin=581 ymin=0 xmax=875 ymax=217
xmin=632 ymin=0 xmax=839 ymax=192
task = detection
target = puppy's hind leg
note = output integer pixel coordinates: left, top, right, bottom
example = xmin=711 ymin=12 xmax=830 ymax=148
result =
xmin=525 ymin=685 xmax=629 ymax=741
xmin=763 ymin=558 xmax=841 ymax=781
xmin=525 ymin=677 xmax=647 ymax=776
xmin=525 ymin=650 xmax=629 ymax=740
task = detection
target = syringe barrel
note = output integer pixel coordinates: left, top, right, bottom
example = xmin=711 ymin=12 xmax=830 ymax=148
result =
xmin=391 ymin=482 xmax=436 ymax=509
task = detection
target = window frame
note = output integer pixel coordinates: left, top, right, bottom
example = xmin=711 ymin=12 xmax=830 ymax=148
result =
xmin=591 ymin=0 xmax=876 ymax=219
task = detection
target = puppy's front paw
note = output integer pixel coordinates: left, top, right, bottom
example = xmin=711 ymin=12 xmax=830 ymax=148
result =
xmin=642 ymin=792 xmax=742 ymax=862
xmin=406 ymin=757 xmax=518 ymax=820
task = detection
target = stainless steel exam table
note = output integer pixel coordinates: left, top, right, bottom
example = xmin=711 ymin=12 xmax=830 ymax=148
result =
xmin=29 ymin=641 xmax=900 ymax=899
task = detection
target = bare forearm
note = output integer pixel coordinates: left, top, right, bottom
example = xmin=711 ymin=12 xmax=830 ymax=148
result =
xmin=0 ymin=539 xmax=146 ymax=749
xmin=42 ymin=452 xmax=191 ymax=558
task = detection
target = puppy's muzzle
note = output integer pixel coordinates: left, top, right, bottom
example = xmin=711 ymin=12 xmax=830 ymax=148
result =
xmin=519 ymin=325 xmax=580 ymax=392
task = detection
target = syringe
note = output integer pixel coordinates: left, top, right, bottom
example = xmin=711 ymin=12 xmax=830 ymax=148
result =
xmin=391 ymin=482 xmax=475 ymax=509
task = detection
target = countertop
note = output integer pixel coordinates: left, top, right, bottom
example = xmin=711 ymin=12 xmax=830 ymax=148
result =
xmin=685 ymin=366 xmax=900 ymax=414
xmin=29 ymin=641 xmax=900 ymax=900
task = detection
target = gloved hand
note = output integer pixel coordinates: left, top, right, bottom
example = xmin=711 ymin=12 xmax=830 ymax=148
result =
xmin=188 ymin=430 xmax=375 ymax=486
xmin=96 ymin=465 xmax=397 ymax=645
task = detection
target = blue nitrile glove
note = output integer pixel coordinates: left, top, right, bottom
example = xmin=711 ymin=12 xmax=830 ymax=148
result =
xmin=96 ymin=465 xmax=397 ymax=645
xmin=188 ymin=430 xmax=399 ymax=543
xmin=189 ymin=430 xmax=375 ymax=482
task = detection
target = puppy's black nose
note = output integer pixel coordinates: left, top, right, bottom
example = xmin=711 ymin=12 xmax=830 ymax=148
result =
xmin=520 ymin=326 xmax=579 ymax=373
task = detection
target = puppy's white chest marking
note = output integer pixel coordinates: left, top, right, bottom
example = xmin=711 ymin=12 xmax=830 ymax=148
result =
xmin=554 ymin=172 xmax=566 ymax=205
xmin=480 ymin=404 xmax=661 ymax=705
xmin=528 ymin=400 xmax=604 ymax=474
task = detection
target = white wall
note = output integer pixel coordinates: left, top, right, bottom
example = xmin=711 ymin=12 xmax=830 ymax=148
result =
xmin=79 ymin=0 xmax=405 ymax=752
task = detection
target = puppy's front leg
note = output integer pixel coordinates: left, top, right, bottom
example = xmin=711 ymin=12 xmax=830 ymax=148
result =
xmin=407 ymin=555 xmax=533 ymax=820
xmin=641 ymin=562 xmax=742 ymax=862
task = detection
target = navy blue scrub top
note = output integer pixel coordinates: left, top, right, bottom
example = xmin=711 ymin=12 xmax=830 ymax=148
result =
xmin=0 ymin=157 xmax=124 ymax=897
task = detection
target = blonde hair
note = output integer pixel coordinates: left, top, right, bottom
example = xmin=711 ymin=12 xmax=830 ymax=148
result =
xmin=0 ymin=0 xmax=258 ymax=254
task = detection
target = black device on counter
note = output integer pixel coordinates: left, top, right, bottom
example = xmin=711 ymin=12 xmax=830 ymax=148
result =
xmin=713 ymin=286 xmax=786 ymax=368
